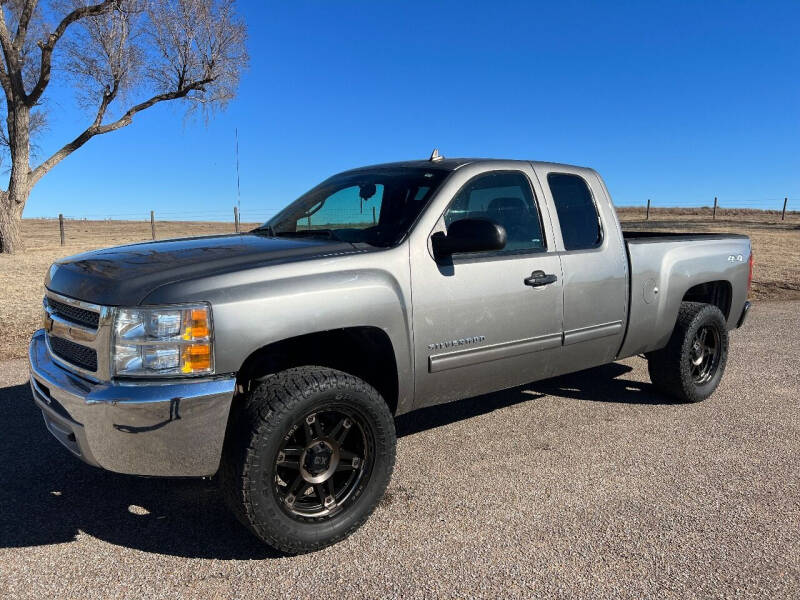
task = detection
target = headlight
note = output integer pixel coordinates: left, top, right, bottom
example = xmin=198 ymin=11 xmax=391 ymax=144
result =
xmin=113 ymin=303 xmax=214 ymax=377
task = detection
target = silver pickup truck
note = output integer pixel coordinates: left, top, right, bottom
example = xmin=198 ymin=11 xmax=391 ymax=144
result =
xmin=29 ymin=156 xmax=752 ymax=553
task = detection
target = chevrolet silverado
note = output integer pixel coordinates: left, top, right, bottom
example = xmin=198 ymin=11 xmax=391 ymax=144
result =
xmin=29 ymin=155 xmax=752 ymax=553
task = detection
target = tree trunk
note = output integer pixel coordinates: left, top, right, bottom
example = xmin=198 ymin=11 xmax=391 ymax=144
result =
xmin=0 ymin=188 xmax=28 ymax=254
xmin=0 ymin=102 xmax=32 ymax=254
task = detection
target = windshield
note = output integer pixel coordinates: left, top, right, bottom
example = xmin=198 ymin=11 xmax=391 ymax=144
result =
xmin=257 ymin=167 xmax=450 ymax=247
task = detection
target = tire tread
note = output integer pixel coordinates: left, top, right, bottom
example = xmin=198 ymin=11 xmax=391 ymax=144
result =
xmin=647 ymin=301 xmax=729 ymax=403
xmin=219 ymin=366 xmax=395 ymax=554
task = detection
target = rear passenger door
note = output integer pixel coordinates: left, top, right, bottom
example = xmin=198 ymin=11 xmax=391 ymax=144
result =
xmin=532 ymin=167 xmax=628 ymax=372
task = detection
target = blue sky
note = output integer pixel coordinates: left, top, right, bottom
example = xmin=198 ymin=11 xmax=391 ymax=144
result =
xmin=22 ymin=0 xmax=800 ymax=220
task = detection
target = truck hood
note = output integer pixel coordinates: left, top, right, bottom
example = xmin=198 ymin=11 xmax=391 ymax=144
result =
xmin=46 ymin=233 xmax=358 ymax=306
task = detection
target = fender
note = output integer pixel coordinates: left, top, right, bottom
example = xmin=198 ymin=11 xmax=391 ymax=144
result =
xmin=619 ymin=237 xmax=750 ymax=358
xmin=141 ymin=246 xmax=415 ymax=413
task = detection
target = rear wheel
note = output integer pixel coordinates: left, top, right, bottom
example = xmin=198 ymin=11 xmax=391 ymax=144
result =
xmin=220 ymin=366 xmax=396 ymax=553
xmin=647 ymin=301 xmax=729 ymax=402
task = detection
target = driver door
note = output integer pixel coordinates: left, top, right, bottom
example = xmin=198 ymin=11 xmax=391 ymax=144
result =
xmin=410 ymin=167 xmax=564 ymax=406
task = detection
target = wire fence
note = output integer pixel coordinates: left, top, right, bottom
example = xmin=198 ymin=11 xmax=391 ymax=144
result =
xmin=53 ymin=209 xmax=282 ymax=221
xmin=33 ymin=196 xmax=799 ymax=247
xmin=618 ymin=197 xmax=797 ymax=221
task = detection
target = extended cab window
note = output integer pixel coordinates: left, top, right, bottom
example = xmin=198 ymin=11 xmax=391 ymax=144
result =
xmin=547 ymin=173 xmax=602 ymax=250
xmin=444 ymin=171 xmax=545 ymax=253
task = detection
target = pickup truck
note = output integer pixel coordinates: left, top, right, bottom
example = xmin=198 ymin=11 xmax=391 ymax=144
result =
xmin=29 ymin=155 xmax=752 ymax=553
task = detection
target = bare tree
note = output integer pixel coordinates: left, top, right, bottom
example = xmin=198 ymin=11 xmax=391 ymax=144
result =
xmin=0 ymin=0 xmax=248 ymax=253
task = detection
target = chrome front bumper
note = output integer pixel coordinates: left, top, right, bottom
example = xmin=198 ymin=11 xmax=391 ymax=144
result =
xmin=28 ymin=329 xmax=236 ymax=477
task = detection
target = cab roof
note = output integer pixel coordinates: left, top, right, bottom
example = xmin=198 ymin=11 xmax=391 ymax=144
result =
xmin=341 ymin=157 xmax=591 ymax=174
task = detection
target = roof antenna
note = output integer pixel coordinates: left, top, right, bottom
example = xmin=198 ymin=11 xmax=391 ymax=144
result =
xmin=429 ymin=148 xmax=444 ymax=162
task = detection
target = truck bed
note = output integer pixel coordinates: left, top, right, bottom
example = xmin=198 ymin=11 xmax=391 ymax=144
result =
xmin=622 ymin=230 xmax=750 ymax=241
xmin=617 ymin=231 xmax=751 ymax=360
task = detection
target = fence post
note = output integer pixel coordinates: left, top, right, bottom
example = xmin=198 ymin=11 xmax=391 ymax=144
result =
xmin=234 ymin=206 xmax=240 ymax=232
xmin=646 ymin=199 xmax=650 ymax=220
xmin=150 ymin=210 xmax=156 ymax=240
xmin=712 ymin=197 xmax=717 ymax=220
xmin=59 ymin=214 xmax=65 ymax=246
xmin=782 ymin=197 xmax=788 ymax=221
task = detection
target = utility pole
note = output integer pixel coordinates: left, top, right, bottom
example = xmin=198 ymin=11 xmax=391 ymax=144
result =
xmin=150 ymin=210 xmax=156 ymax=240
xmin=235 ymin=128 xmax=241 ymax=226
xmin=646 ymin=199 xmax=650 ymax=220
xmin=712 ymin=197 xmax=717 ymax=220
xmin=782 ymin=197 xmax=788 ymax=221
xmin=59 ymin=214 xmax=64 ymax=246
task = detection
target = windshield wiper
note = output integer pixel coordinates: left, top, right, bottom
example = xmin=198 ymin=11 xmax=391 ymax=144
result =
xmin=255 ymin=228 xmax=342 ymax=242
xmin=287 ymin=229 xmax=341 ymax=241
xmin=252 ymin=225 xmax=275 ymax=237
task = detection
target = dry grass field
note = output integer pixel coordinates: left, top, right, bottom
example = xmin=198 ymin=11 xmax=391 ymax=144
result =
xmin=1 ymin=211 xmax=798 ymax=361
xmin=0 ymin=218 xmax=259 ymax=361
xmin=617 ymin=207 xmax=800 ymax=301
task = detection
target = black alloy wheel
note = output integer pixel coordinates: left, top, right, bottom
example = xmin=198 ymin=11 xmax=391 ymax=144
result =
xmin=689 ymin=325 xmax=721 ymax=386
xmin=274 ymin=407 xmax=373 ymax=520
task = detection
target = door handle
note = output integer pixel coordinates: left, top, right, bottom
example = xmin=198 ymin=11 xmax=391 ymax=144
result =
xmin=524 ymin=270 xmax=558 ymax=287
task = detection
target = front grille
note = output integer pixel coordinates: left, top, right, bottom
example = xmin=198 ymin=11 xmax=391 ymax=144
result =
xmin=50 ymin=336 xmax=98 ymax=372
xmin=47 ymin=298 xmax=99 ymax=329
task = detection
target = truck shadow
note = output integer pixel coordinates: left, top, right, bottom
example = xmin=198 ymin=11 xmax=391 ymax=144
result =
xmin=0 ymin=362 xmax=670 ymax=559
xmin=0 ymin=382 xmax=277 ymax=560
xmin=396 ymin=362 xmax=672 ymax=437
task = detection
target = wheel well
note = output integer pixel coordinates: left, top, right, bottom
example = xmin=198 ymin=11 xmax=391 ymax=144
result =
xmin=682 ymin=281 xmax=732 ymax=320
xmin=235 ymin=327 xmax=399 ymax=414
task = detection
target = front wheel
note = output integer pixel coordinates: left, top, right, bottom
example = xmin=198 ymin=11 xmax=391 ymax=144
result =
xmin=647 ymin=301 xmax=729 ymax=403
xmin=220 ymin=366 xmax=396 ymax=554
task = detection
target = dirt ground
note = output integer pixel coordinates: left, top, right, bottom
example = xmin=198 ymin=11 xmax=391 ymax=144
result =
xmin=1 ymin=211 xmax=798 ymax=361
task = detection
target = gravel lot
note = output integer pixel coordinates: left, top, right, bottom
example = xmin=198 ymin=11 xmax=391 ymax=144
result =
xmin=0 ymin=301 xmax=797 ymax=599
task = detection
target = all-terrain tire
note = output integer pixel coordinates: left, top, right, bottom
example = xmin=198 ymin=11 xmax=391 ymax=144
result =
xmin=647 ymin=301 xmax=729 ymax=403
xmin=219 ymin=366 xmax=396 ymax=554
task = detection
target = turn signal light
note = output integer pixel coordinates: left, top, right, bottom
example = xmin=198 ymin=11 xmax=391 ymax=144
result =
xmin=183 ymin=308 xmax=210 ymax=340
xmin=182 ymin=343 xmax=212 ymax=373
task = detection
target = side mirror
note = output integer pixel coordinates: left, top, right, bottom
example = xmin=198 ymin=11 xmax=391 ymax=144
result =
xmin=432 ymin=218 xmax=507 ymax=258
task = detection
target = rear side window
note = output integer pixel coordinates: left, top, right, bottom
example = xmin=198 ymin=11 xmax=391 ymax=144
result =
xmin=444 ymin=171 xmax=545 ymax=253
xmin=547 ymin=173 xmax=602 ymax=250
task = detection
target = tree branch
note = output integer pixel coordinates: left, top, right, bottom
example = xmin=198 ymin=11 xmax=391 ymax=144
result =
xmin=92 ymin=81 xmax=118 ymax=127
xmin=0 ymin=7 xmax=22 ymax=96
xmin=0 ymin=58 xmax=11 ymax=97
xmin=13 ymin=0 xmax=38 ymax=49
xmin=0 ymin=8 xmax=14 ymax=58
xmin=29 ymin=77 xmax=212 ymax=185
xmin=26 ymin=0 xmax=119 ymax=106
